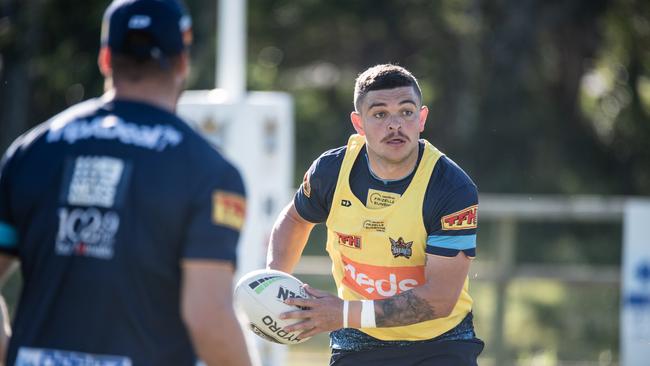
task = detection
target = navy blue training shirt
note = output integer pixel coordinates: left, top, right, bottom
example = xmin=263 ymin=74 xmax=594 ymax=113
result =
xmin=0 ymin=97 xmax=246 ymax=365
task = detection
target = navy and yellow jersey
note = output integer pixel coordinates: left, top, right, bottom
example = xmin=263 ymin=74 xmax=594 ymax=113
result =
xmin=294 ymin=141 xmax=478 ymax=258
xmin=294 ymin=136 xmax=478 ymax=349
xmin=0 ymin=98 xmax=245 ymax=365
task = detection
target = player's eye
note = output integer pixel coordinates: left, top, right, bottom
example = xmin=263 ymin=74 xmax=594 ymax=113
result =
xmin=402 ymin=110 xmax=414 ymax=117
xmin=373 ymin=111 xmax=386 ymax=119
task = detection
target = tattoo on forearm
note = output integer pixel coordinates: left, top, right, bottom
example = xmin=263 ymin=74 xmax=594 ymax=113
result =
xmin=375 ymin=290 xmax=436 ymax=327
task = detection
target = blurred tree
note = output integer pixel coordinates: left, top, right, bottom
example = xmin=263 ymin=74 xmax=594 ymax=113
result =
xmin=0 ymin=0 xmax=105 ymax=150
xmin=584 ymin=0 xmax=650 ymax=194
xmin=0 ymin=0 xmax=216 ymax=151
xmin=1 ymin=0 xmax=45 ymax=149
xmin=247 ymin=0 xmax=649 ymax=196
xmin=3 ymin=0 xmax=647 ymax=196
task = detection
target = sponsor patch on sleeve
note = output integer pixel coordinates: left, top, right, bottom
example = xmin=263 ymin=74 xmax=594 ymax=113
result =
xmin=301 ymin=170 xmax=311 ymax=198
xmin=441 ymin=205 xmax=478 ymax=230
xmin=212 ymin=191 xmax=246 ymax=230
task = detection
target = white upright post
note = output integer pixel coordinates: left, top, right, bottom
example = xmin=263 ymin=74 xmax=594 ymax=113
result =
xmin=217 ymin=0 xmax=247 ymax=100
xmin=190 ymin=2 xmax=291 ymax=365
xmin=621 ymin=199 xmax=650 ymax=366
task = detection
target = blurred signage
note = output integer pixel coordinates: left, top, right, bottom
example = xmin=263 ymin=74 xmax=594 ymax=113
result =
xmin=621 ymin=200 xmax=650 ymax=366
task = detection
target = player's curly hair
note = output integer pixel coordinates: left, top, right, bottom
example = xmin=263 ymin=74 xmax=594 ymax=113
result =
xmin=353 ymin=64 xmax=422 ymax=112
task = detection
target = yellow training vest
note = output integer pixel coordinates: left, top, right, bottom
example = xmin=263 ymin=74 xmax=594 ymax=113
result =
xmin=325 ymin=134 xmax=473 ymax=341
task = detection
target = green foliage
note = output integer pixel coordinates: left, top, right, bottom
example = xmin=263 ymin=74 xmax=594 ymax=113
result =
xmin=2 ymin=0 xmax=647 ymax=194
xmin=505 ymin=281 xmax=619 ymax=364
xmin=516 ymin=222 xmax=622 ymax=265
xmin=247 ymin=0 xmax=649 ymax=195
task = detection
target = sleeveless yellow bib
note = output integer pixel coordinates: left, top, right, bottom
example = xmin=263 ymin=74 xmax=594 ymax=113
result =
xmin=325 ymin=134 xmax=473 ymax=341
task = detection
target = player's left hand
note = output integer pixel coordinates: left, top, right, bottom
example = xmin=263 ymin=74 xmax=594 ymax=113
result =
xmin=279 ymin=284 xmax=343 ymax=339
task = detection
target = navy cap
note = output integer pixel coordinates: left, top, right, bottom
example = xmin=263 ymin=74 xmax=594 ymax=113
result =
xmin=101 ymin=0 xmax=192 ymax=60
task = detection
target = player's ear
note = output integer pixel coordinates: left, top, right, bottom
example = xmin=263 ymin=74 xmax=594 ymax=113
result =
xmin=418 ymin=105 xmax=428 ymax=132
xmin=174 ymin=51 xmax=190 ymax=80
xmin=98 ymin=47 xmax=112 ymax=77
xmin=350 ymin=111 xmax=365 ymax=136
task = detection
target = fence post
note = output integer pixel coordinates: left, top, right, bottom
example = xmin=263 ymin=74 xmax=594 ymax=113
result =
xmin=491 ymin=217 xmax=516 ymax=366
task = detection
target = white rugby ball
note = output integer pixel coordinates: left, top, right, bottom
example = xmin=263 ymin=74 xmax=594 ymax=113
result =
xmin=234 ymin=269 xmax=311 ymax=345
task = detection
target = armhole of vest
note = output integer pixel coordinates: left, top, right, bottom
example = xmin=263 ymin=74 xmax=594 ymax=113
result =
xmin=326 ymin=137 xmax=363 ymax=227
xmin=419 ymin=145 xmax=443 ymax=240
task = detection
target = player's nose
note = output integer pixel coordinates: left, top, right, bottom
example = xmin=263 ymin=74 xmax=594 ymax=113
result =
xmin=387 ymin=115 xmax=402 ymax=130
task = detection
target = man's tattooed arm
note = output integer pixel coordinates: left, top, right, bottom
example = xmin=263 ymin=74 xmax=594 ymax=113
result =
xmin=374 ymin=290 xmax=437 ymax=327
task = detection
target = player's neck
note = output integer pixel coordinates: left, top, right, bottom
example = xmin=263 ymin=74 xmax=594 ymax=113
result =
xmin=109 ymin=80 xmax=180 ymax=113
xmin=365 ymin=148 xmax=418 ymax=181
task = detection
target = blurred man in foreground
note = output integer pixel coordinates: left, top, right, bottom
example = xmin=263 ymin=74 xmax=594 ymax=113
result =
xmin=267 ymin=64 xmax=484 ymax=365
xmin=0 ymin=0 xmax=251 ymax=364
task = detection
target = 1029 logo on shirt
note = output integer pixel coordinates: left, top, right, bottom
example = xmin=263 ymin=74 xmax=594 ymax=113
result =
xmin=55 ymin=207 xmax=120 ymax=259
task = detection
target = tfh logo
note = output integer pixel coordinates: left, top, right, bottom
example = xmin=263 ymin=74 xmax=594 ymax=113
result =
xmin=336 ymin=232 xmax=362 ymax=249
xmin=441 ymin=205 xmax=478 ymax=230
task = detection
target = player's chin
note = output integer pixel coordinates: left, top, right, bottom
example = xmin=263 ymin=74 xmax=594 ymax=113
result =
xmin=380 ymin=149 xmax=411 ymax=163
xmin=384 ymin=138 xmax=419 ymax=154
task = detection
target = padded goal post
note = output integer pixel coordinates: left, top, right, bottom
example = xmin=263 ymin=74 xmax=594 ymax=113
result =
xmin=178 ymin=89 xmax=294 ymax=366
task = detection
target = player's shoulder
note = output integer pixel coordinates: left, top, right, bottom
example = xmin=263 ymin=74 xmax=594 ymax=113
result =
xmin=211 ymin=154 xmax=245 ymax=192
xmin=423 ymin=152 xmax=478 ymax=236
xmin=179 ymin=126 xmax=235 ymax=169
xmin=3 ymin=98 xmax=104 ymax=162
xmin=180 ymin=134 xmax=242 ymax=183
xmin=50 ymin=97 xmax=105 ymax=125
xmin=430 ymin=154 xmax=477 ymax=192
xmin=309 ymin=145 xmax=347 ymax=175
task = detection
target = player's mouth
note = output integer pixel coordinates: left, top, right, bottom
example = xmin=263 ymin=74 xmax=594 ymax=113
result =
xmin=382 ymin=134 xmax=409 ymax=146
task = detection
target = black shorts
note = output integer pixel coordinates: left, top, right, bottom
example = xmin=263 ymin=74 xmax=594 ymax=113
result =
xmin=329 ymin=338 xmax=485 ymax=366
